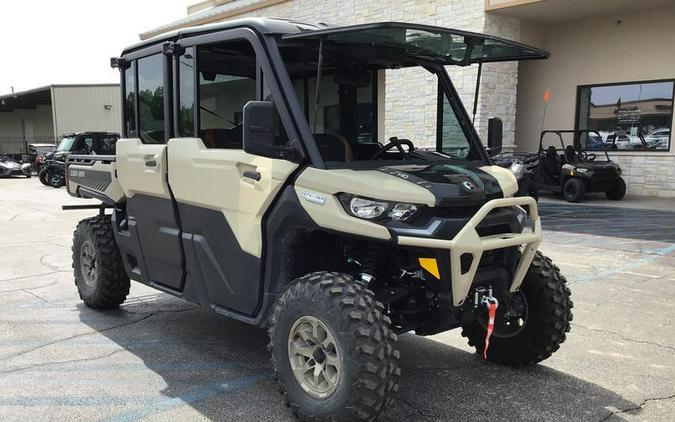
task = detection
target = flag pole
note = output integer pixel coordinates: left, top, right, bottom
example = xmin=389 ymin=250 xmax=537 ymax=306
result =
xmin=540 ymin=89 xmax=550 ymax=134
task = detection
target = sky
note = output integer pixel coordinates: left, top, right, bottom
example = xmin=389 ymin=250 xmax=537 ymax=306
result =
xmin=0 ymin=0 xmax=193 ymax=96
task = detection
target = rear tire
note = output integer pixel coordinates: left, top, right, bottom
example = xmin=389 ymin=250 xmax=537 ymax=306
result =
xmin=563 ymin=177 xmax=585 ymax=202
xmin=268 ymin=272 xmax=400 ymax=421
xmin=72 ymin=215 xmax=129 ymax=309
xmin=461 ymin=252 xmax=573 ymax=365
xmin=605 ymin=177 xmax=626 ymax=200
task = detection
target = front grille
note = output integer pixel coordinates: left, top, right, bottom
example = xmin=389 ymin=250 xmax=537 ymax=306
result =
xmin=476 ymin=223 xmax=512 ymax=237
xmin=479 ymin=248 xmax=507 ymax=268
xmin=434 ymin=205 xmax=480 ymax=219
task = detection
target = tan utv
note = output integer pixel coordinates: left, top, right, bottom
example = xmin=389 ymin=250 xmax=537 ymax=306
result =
xmin=65 ymin=19 xmax=573 ymax=421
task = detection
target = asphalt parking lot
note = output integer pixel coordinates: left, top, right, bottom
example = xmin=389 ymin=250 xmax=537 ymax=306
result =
xmin=1 ymin=178 xmax=674 ymax=421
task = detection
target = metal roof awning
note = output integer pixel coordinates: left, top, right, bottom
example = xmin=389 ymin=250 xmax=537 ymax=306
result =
xmin=0 ymin=86 xmax=52 ymax=112
xmin=283 ymin=22 xmax=549 ymax=66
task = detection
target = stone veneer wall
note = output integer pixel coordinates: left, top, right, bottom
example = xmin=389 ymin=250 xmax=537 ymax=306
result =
xmin=223 ymin=0 xmax=520 ymax=149
xmin=610 ymin=154 xmax=675 ymax=198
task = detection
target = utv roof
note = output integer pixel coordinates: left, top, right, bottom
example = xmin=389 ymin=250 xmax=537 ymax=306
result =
xmin=62 ymin=131 xmax=119 ymax=137
xmin=123 ymin=18 xmax=549 ymax=64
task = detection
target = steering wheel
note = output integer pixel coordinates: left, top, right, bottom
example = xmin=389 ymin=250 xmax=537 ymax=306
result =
xmin=580 ymin=151 xmax=596 ymax=161
xmin=370 ymin=137 xmax=415 ymax=160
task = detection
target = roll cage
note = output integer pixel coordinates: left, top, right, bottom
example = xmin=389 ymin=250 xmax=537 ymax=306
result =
xmin=115 ymin=19 xmax=549 ymax=169
xmin=539 ymin=130 xmax=612 ymax=162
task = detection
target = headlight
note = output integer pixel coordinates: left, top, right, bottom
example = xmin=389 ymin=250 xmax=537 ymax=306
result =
xmin=389 ymin=203 xmax=418 ymax=220
xmin=349 ymin=197 xmax=389 ymax=219
xmin=575 ymin=167 xmax=589 ymax=173
xmin=509 ymin=162 xmax=525 ymax=179
xmin=340 ymin=195 xmax=421 ymax=222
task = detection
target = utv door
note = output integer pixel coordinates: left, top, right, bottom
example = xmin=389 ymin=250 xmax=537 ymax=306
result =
xmin=116 ymin=52 xmax=184 ymax=291
xmin=166 ymin=34 xmax=299 ymax=315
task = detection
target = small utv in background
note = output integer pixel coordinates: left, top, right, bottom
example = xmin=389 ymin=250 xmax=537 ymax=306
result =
xmin=39 ymin=132 xmax=118 ymax=188
xmin=533 ymin=130 xmax=626 ymax=202
xmin=494 ymin=152 xmax=539 ymax=201
xmin=30 ymin=143 xmax=57 ymax=173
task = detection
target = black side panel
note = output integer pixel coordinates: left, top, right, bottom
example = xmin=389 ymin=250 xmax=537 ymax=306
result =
xmin=178 ymin=203 xmax=261 ymax=315
xmin=261 ymin=186 xmax=319 ymax=300
xmin=127 ymin=195 xmax=184 ymax=290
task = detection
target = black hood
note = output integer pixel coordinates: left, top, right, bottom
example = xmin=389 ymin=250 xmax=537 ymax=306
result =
xmin=573 ymin=161 xmax=619 ymax=171
xmin=379 ymin=163 xmax=503 ymax=206
xmin=46 ymin=151 xmax=68 ymax=162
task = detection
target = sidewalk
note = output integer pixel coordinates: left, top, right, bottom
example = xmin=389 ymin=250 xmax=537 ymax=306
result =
xmin=539 ymin=193 xmax=675 ymax=212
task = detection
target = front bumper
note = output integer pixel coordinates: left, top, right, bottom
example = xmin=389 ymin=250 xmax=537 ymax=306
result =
xmin=0 ymin=167 xmax=30 ymax=177
xmin=396 ymin=197 xmax=541 ymax=306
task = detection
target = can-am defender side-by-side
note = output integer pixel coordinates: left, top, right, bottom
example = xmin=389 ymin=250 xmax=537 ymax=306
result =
xmin=65 ymin=19 xmax=572 ymax=421
xmin=39 ymin=132 xmax=118 ymax=188
xmin=534 ymin=130 xmax=626 ymax=202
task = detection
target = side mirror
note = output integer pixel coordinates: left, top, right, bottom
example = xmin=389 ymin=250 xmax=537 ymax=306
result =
xmin=243 ymin=101 xmax=282 ymax=158
xmin=487 ymin=117 xmax=503 ymax=156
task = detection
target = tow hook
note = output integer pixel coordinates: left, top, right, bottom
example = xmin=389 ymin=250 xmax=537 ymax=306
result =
xmin=471 ymin=287 xmax=500 ymax=360
xmin=473 ymin=286 xmax=494 ymax=309
xmin=480 ymin=295 xmax=499 ymax=360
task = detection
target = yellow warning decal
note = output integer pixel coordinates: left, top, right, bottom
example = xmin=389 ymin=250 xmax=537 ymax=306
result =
xmin=418 ymin=257 xmax=440 ymax=279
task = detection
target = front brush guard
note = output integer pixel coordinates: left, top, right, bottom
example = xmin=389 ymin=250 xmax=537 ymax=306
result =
xmin=397 ymin=197 xmax=541 ymax=306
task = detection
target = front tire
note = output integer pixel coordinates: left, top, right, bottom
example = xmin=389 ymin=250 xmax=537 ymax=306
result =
xmin=72 ymin=215 xmax=130 ymax=309
xmin=268 ymin=272 xmax=400 ymax=421
xmin=47 ymin=168 xmax=65 ymax=188
xmin=38 ymin=168 xmax=49 ymax=186
xmin=563 ymin=177 xmax=585 ymax=202
xmin=605 ymin=177 xmax=626 ymax=200
xmin=461 ymin=252 xmax=573 ymax=365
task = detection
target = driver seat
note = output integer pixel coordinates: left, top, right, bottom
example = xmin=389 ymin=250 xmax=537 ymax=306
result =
xmin=313 ymin=133 xmax=354 ymax=162
xmin=543 ymin=145 xmax=561 ymax=178
xmin=564 ymin=145 xmax=579 ymax=163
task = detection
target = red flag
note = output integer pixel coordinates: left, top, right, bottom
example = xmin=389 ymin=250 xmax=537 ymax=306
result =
xmin=543 ymin=89 xmax=551 ymax=103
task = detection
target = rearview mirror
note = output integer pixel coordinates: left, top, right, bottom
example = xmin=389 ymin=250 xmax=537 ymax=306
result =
xmin=487 ymin=117 xmax=503 ymax=156
xmin=243 ymin=101 xmax=283 ymax=158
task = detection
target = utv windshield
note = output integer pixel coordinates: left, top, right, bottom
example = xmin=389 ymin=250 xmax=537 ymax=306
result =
xmin=279 ymin=23 xmax=548 ymax=168
xmin=57 ymin=136 xmax=77 ymax=151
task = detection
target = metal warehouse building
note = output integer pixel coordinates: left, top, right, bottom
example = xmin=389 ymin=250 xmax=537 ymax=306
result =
xmin=0 ymin=84 xmax=120 ymax=152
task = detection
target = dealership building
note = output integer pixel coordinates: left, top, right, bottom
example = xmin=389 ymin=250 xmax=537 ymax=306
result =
xmin=141 ymin=0 xmax=675 ymax=197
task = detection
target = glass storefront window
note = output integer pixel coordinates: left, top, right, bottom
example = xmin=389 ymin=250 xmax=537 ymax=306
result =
xmin=577 ymin=80 xmax=673 ymax=151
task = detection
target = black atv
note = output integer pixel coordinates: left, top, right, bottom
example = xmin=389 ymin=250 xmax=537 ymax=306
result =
xmin=494 ymin=152 xmax=540 ymax=201
xmin=533 ymin=130 xmax=626 ymax=203
xmin=39 ymin=132 xmax=118 ymax=188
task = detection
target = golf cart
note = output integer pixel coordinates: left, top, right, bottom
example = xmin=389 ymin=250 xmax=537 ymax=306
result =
xmin=534 ymin=130 xmax=626 ymax=202
xmin=63 ymin=19 xmax=572 ymax=421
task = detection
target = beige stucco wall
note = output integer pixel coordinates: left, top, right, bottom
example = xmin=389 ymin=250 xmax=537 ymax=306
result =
xmin=515 ymin=6 xmax=675 ymax=197
xmin=52 ymin=85 xmax=121 ymax=137
xmin=0 ymin=104 xmax=55 ymax=139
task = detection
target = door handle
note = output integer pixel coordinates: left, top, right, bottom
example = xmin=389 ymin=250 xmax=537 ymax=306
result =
xmin=145 ymin=160 xmax=157 ymax=167
xmin=243 ymin=170 xmax=261 ymax=181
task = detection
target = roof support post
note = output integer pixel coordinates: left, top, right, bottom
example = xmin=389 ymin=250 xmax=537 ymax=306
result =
xmin=472 ymin=62 xmax=482 ymax=124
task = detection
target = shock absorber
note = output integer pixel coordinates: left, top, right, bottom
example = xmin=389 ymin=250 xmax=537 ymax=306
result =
xmin=361 ymin=244 xmax=387 ymax=282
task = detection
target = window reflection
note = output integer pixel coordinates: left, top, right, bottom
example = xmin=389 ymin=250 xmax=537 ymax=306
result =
xmin=578 ymin=80 xmax=673 ymax=151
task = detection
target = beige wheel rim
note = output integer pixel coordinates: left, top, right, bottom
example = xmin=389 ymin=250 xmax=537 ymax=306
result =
xmin=80 ymin=240 xmax=98 ymax=288
xmin=287 ymin=315 xmax=341 ymax=399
